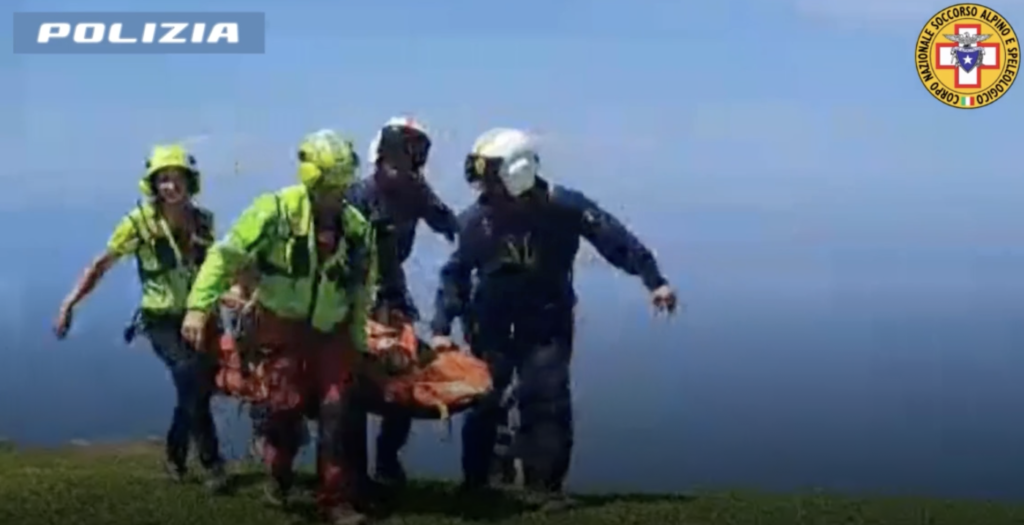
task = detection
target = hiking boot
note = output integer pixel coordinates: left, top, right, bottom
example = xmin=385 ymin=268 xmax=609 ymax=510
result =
xmin=203 ymin=465 xmax=229 ymax=494
xmin=324 ymin=504 xmax=369 ymax=525
xmin=373 ymin=456 xmax=407 ymax=487
xmin=356 ymin=476 xmax=386 ymax=509
xmin=520 ymin=490 xmax=578 ymax=513
xmin=262 ymin=479 xmax=291 ymax=508
xmin=163 ymin=460 xmax=186 ymax=483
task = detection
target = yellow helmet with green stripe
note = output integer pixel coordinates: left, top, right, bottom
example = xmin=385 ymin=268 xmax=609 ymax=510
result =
xmin=139 ymin=144 xmax=200 ymax=197
xmin=297 ymin=129 xmax=360 ymax=190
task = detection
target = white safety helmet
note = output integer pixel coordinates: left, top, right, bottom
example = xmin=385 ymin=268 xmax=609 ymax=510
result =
xmin=367 ymin=115 xmax=431 ymax=169
xmin=465 ymin=128 xmax=539 ymax=197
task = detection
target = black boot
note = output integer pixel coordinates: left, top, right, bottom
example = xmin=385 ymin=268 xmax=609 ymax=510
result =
xmin=373 ymin=453 xmax=407 ymax=487
xmin=374 ymin=415 xmax=410 ymax=487
xmin=164 ymin=410 xmax=189 ymax=483
xmin=456 ymin=478 xmax=496 ymax=498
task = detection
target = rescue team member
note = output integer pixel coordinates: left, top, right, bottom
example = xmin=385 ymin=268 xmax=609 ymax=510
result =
xmin=431 ymin=128 xmax=678 ymax=512
xmin=181 ymin=129 xmax=378 ymax=525
xmin=245 ymin=117 xmax=460 ymax=490
xmin=53 ymin=145 xmax=228 ymax=493
xmin=348 ymin=116 xmax=458 ymax=487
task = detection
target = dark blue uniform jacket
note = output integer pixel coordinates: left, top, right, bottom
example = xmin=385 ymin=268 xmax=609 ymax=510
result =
xmin=346 ymin=175 xmax=459 ymax=312
xmin=431 ymin=178 xmax=667 ymax=337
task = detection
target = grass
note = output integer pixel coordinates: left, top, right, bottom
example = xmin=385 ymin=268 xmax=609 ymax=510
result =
xmin=0 ymin=441 xmax=1022 ymax=525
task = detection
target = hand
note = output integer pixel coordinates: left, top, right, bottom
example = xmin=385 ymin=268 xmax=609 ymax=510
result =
xmin=53 ymin=304 xmax=74 ymax=340
xmin=180 ymin=310 xmax=210 ymax=350
xmin=430 ymin=335 xmax=454 ymax=350
xmin=240 ymin=293 xmax=259 ymax=317
xmin=220 ymin=284 xmax=248 ymax=309
xmin=651 ymin=285 xmax=679 ymax=315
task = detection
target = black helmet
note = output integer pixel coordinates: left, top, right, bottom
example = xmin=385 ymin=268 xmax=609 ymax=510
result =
xmin=373 ymin=118 xmax=431 ymax=170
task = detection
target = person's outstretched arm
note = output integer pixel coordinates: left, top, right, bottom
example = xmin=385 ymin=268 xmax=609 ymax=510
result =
xmin=420 ymin=184 xmax=459 ymax=242
xmin=559 ymin=188 xmax=668 ymax=292
xmin=54 ymin=211 xmax=143 ymax=338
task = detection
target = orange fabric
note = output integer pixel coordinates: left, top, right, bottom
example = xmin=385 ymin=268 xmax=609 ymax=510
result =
xmin=366 ymin=320 xmax=492 ymax=418
xmin=215 ymin=309 xmax=493 ymax=419
xmin=214 ymin=332 xmax=264 ymax=403
xmin=215 ymin=309 xmax=355 ymax=409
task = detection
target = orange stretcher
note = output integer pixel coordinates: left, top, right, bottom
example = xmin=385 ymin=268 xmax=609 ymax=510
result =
xmin=213 ymin=294 xmax=492 ymax=420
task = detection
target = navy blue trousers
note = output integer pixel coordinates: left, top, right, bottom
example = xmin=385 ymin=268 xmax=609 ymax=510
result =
xmin=462 ymin=306 xmax=574 ymax=491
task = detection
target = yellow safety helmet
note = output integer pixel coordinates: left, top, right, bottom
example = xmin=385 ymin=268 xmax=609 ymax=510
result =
xmin=139 ymin=144 xmax=200 ymax=197
xmin=296 ymin=129 xmax=360 ymax=190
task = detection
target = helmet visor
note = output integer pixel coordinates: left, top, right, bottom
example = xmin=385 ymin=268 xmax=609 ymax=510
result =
xmin=379 ymin=126 xmax=431 ymax=169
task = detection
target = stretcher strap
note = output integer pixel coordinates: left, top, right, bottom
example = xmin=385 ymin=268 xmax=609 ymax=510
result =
xmin=434 ymin=402 xmax=453 ymax=441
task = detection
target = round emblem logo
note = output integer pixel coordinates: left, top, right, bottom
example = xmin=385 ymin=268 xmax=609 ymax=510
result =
xmin=916 ymin=4 xmax=1019 ymax=108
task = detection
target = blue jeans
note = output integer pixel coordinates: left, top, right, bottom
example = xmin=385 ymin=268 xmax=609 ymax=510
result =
xmin=144 ymin=315 xmax=223 ymax=470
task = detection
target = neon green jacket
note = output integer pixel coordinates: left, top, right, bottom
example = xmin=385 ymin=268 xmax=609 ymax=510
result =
xmin=187 ymin=185 xmax=376 ymax=350
xmin=107 ymin=203 xmax=215 ymax=315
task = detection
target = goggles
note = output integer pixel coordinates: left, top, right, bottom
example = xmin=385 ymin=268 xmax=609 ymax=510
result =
xmin=463 ymin=154 xmax=504 ymax=185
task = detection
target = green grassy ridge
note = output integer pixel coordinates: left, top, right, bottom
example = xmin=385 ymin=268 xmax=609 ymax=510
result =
xmin=0 ymin=442 xmax=1021 ymax=524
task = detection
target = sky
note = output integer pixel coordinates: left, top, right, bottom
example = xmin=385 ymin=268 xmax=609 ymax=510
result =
xmin=4 ymin=0 xmax=1024 ymax=499
xmin=2 ymin=0 xmax=1023 ymax=320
